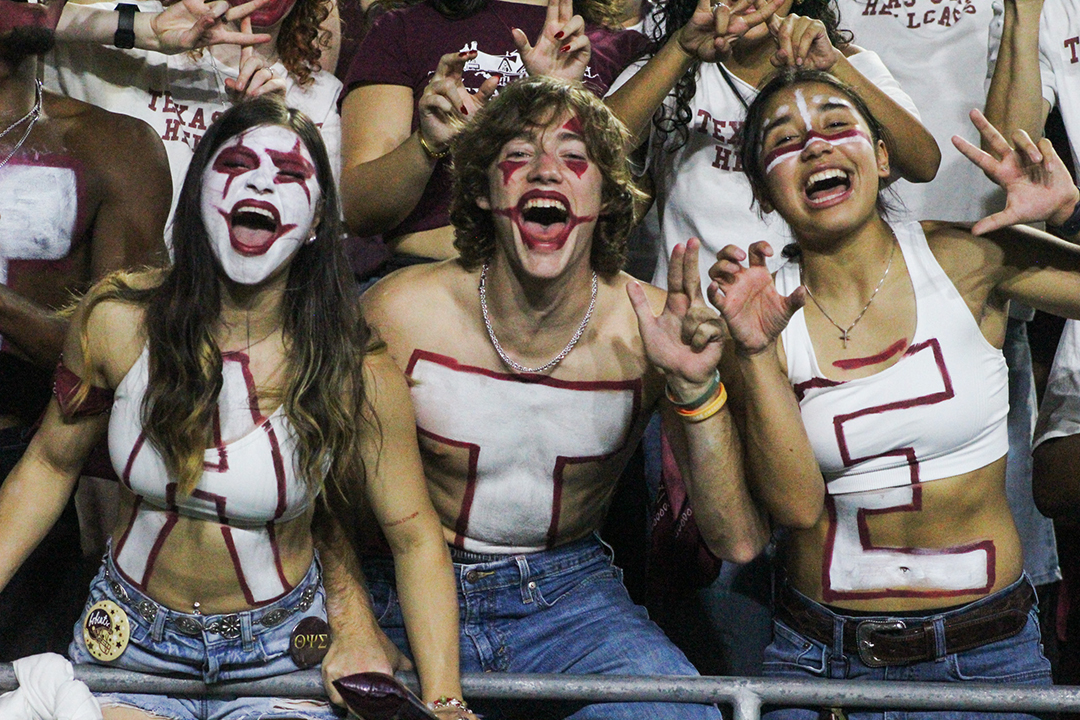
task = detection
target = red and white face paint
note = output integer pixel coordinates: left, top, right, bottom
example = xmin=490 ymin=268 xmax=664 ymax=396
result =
xmin=761 ymin=90 xmax=873 ymax=176
xmin=481 ymin=113 xmax=601 ymax=278
xmin=201 ymin=125 xmax=319 ymax=286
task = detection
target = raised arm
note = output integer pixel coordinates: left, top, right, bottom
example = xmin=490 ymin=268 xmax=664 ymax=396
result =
xmin=360 ymin=350 xmax=471 ymax=714
xmin=605 ymin=0 xmax=785 ymax=149
xmin=340 ymin=53 xmax=497 ymax=254
xmin=627 ymin=238 xmax=770 ymax=562
xmin=707 ymin=241 xmax=824 ymax=530
xmin=984 ymin=0 xmax=1049 ymax=146
xmin=56 ymin=0 xmax=273 ymax=53
xmin=765 ymin=13 xmax=940 ymax=182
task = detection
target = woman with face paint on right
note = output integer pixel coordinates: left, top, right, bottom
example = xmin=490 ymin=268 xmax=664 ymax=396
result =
xmin=0 ymin=96 xmax=473 ymax=720
xmin=706 ymin=67 xmax=1080 ymax=719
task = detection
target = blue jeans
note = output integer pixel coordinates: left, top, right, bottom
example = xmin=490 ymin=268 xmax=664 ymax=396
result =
xmin=364 ymin=534 xmax=722 ymax=720
xmin=69 ymin=550 xmax=344 ymax=720
xmin=761 ymin=576 xmax=1052 ymax=720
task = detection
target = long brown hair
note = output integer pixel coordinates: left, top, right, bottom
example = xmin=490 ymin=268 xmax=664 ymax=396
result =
xmin=77 ymin=97 xmax=369 ymax=511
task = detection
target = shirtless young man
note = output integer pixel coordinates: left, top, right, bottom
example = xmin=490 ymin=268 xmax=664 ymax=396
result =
xmin=359 ymin=75 xmax=795 ymax=720
xmin=0 ymin=0 xmax=169 ymax=659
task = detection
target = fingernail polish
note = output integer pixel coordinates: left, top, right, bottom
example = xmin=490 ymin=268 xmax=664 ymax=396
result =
xmin=461 ymin=105 xmax=468 ymax=115
xmin=560 ymin=44 xmax=571 ymax=53
xmin=554 ymin=31 xmax=564 ymax=39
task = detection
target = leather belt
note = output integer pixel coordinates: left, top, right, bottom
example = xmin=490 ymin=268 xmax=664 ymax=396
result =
xmin=775 ymin=580 xmax=1034 ymax=668
xmin=105 ymin=566 xmax=318 ymax=640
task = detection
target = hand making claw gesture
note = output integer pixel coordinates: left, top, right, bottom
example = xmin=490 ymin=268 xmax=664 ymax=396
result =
xmin=675 ymin=0 xmax=787 ymax=63
xmin=707 ymin=241 xmax=805 ymax=356
xmin=953 ymin=108 xmax=1080 ymax=235
xmin=628 ymin=238 xmax=726 ymax=397
xmin=417 ymin=51 xmax=500 ymax=158
xmin=516 ymin=0 xmax=591 ymax=82
xmin=767 ymin=11 xmax=842 ymax=70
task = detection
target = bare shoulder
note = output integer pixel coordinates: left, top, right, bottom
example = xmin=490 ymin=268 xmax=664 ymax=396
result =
xmin=360 ymin=260 xmax=476 ymax=360
xmin=49 ymin=94 xmax=165 ymax=166
xmin=612 ymin=271 xmax=666 ymax=311
xmin=923 ymin=220 xmax=1003 ymax=270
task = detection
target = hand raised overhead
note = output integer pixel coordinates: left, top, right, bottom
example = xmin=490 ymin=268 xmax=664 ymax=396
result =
xmin=516 ymin=0 xmax=591 ymax=82
xmin=707 ymin=241 xmax=804 ymax=356
xmin=676 ymin=0 xmax=787 ymax=63
xmin=147 ymin=0 xmax=274 ymax=53
xmin=417 ymin=51 xmax=500 ymax=157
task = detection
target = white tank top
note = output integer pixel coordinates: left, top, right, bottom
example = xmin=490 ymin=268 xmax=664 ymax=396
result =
xmin=774 ymin=220 xmax=1009 ymax=496
xmin=107 ymin=347 xmax=312 ymax=604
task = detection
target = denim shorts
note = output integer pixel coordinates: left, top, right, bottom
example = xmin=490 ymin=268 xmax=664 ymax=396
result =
xmin=761 ymin=575 xmax=1052 ymax=720
xmin=364 ymin=533 xmax=722 ymax=720
xmin=69 ymin=550 xmax=344 ymax=720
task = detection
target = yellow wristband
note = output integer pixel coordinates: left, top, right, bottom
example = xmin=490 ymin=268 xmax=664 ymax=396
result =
xmin=674 ymin=382 xmax=727 ymax=422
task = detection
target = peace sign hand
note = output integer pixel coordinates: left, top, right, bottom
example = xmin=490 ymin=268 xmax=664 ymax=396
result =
xmin=147 ymin=0 xmax=273 ymax=53
xmin=516 ymin=0 xmax=591 ymax=82
xmin=628 ymin=238 xmax=726 ymax=395
xmin=676 ymin=0 xmax=787 ymax=63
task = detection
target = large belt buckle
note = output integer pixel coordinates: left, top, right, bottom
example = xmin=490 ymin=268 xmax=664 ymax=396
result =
xmin=855 ymin=619 xmax=906 ymax=668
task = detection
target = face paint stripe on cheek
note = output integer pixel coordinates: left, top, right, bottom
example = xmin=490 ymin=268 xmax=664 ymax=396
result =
xmin=763 ymin=128 xmax=873 ymax=175
xmin=268 ymin=139 xmax=316 ymax=204
xmin=497 ymin=160 xmax=528 ymax=186
xmin=564 ymin=159 xmax=589 ymax=179
xmin=212 ymin=145 xmax=261 ymax=198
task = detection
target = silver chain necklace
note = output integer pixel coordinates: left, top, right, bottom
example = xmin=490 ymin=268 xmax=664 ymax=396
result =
xmin=479 ymin=263 xmax=598 ymax=374
xmin=0 ymin=80 xmax=43 ymax=173
xmin=802 ymin=238 xmax=895 ymax=349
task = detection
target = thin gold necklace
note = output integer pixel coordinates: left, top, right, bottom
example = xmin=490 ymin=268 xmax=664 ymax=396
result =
xmin=801 ymin=238 xmax=895 ymax=349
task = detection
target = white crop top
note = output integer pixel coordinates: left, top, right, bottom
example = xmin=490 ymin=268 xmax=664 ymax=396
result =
xmin=107 ymin=347 xmax=312 ymax=603
xmin=774 ymin=220 xmax=1009 ymax=496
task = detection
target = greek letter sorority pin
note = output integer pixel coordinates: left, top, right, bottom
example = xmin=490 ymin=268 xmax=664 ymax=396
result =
xmin=290 ymin=617 xmax=332 ymax=668
xmin=83 ymin=600 xmax=130 ymax=661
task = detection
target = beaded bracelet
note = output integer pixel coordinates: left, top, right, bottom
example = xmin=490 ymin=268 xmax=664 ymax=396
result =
xmin=664 ymin=369 xmax=721 ymax=411
xmin=429 ymin=696 xmax=471 ymax=715
xmin=419 ymin=132 xmax=450 ymax=161
xmin=673 ymin=381 xmax=727 ymax=423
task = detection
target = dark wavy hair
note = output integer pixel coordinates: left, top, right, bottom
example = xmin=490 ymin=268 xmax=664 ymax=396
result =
xmin=76 ymin=96 xmax=370 ymax=511
xmin=740 ymin=68 xmax=895 ymax=245
xmin=449 ymin=75 xmax=646 ymax=276
xmin=650 ymin=0 xmax=852 ymax=150
xmin=365 ymin=0 xmax=624 ymax=30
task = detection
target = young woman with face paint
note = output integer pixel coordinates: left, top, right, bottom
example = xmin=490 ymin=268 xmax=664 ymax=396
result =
xmin=706 ymin=67 xmax=1080 ymax=717
xmin=46 ymin=0 xmax=342 ymax=232
xmin=606 ymin=0 xmax=939 ymax=289
xmin=0 ymin=96 xmax=472 ymax=720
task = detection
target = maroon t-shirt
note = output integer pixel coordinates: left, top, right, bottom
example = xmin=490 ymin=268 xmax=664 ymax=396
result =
xmin=343 ymin=0 xmax=648 ymax=242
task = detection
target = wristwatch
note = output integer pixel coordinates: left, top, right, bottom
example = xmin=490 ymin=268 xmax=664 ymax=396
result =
xmin=114 ymin=4 xmax=139 ymax=50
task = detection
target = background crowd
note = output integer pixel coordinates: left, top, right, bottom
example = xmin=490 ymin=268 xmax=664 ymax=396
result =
xmin=3 ymin=0 xmax=1080 ymax=717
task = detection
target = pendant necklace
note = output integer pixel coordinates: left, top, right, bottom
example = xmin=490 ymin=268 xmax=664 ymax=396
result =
xmin=479 ymin=262 xmax=597 ymax=374
xmin=0 ymin=79 xmax=43 ymax=173
xmin=801 ymin=237 xmax=895 ymax=349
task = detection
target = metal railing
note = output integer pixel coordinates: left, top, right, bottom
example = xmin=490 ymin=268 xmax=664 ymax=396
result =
xmin=3 ymin=667 xmax=1079 ymax=720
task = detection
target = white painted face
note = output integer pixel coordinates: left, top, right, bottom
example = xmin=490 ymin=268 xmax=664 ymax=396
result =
xmin=200 ymin=125 xmax=320 ymax=285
